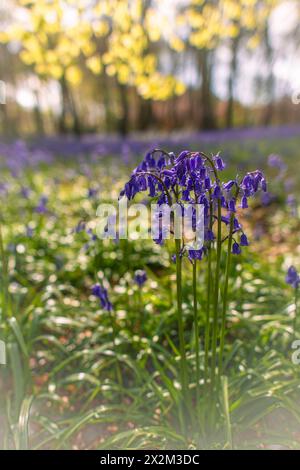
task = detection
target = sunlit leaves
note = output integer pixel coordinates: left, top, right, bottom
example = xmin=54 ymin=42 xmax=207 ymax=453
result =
xmin=177 ymin=0 xmax=279 ymax=51
xmin=5 ymin=0 xmax=185 ymax=100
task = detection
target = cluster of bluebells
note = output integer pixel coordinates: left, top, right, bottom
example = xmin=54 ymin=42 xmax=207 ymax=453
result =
xmin=92 ymin=283 xmax=112 ymax=311
xmin=286 ymin=266 xmax=300 ymax=289
xmin=120 ymin=149 xmax=267 ymax=258
xmin=265 ymin=154 xmax=298 ymax=216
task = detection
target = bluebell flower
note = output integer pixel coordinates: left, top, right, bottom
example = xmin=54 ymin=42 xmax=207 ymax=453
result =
xmin=214 ymin=154 xmax=226 ymax=171
xmin=286 ymin=266 xmax=300 ymax=289
xmin=223 ymin=180 xmax=236 ymax=191
xmin=240 ymin=196 xmax=248 ymax=209
xmin=74 ymin=220 xmax=86 ymax=233
xmin=232 ymin=242 xmax=241 ymax=255
xmin=240 ymin=233 xmax=249 ymax=246
xmin=134 ymin=270 xmax=147 ymax=287
xmin=205 ymin=229 xmax=215 ymax=241
xmin=213 ymin=185 xmax=222 ymax=199
xmin=92 ymin=283 xmax=112 ymax=311
xmin=87 ymin=187 xmax=98 ymax=198
xmin=228 ymin=199 xmax=236 ymax=212
xmin=188 ymin=249 xmax=204 ymax=261
xmin=35 ymin=195 xmax=48 ymax=214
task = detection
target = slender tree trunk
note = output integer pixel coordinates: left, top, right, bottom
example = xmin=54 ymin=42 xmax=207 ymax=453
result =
xmin=225 ymin=36 xmax=240 ymax=129
xmin=58 ymin=76 xmax=69 ymax=134
xmin=0 ymin=105 xmax=10 ymax=137
xmin=68 ymin=87 xmax=81 ymax=136
xmin=33 ymin=90 xmax=44 ymax=136
xmin=118 ymin=83 xmax=129 ymax=137
xmin=136 ymin=96 xmax=153 ymax=131
xmin=58 ymin=75 xmax=81 ymax=135
xmin=198 ymin=49 xmax=216 ymax=130
xmin=262 ymin=24 xmax=275 ymax=126
xmin=102 ymin=74 xmax=113 ymax=132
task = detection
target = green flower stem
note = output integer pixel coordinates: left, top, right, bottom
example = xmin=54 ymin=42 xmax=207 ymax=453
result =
xmin=193 ymin=260 xmax=200 ymax=408
xmin=204 ymin=192 xmax=213 ymax=385
xmin=210 ymin=199 xmax=222 ymax=392
xmin=175 ymin=238 xmax=189 ymax=406
xmin=204 ymin=244 xmax=212 ymax=385
xmin=107 ymin=308 xmax=123 ymax=387
xmin=0 ymin=219 xmax=9 ymax=322
xmin=218 ymin=212 xmax=235 ymax=378
xmin=293 ymin=287 xmax=298 ymax=339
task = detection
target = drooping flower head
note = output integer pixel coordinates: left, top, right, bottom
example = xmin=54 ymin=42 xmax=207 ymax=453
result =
xmin=286 ymin=266 xmax=300 ymax=289
xmin=92 ymin=283 xmax=112 ymax=311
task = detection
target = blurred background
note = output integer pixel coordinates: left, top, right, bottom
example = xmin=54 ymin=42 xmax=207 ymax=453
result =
xmin=0 ymin=0 xmax=299 ymax=138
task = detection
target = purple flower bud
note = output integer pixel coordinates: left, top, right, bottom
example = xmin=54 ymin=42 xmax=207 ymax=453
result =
xmin=213 ymin=185 xmax=222 ymax=198
xmin=157 ymin=156 xmax=166 ymax=169
xmin=204 ymin=177 xmax=211 ymax=190
xmin=87 ymin=187 xmax=98 ymax=198
xmin=175 ymin=150 xmax=189 ymax=165
xmin=188 ymin=249 xmax=204 ymax=261
xmin=205 ymin=229 xmax=215 ymax=241
xmin=92 ymin=283 xmax=112 ymax=311
xmin=221 ymin=196 xmax=227 ymax=208
xmin=200 ymin=167 xmax=206 ymax=179
xmin=134 ymin=270 xmax=147 ymax=287
xmin=214 ymin=154 xmax=226 ymax=171
xmin=182 ymin=189 xmax=190 ymax=201
xmin=221 ymin=215 xmax=230 ymax=225
xmin=228 ymin=199 xmax=236 ymax=212
xmin=242 ymin=174 xmax=253 ymax=190
xmin=223 ymin=180 xmax=236 ymax=191
xmin=241 ymin=196 xmax=248 ymax=209
xmin=240 ymin=233 xmax=249 ymax=246
xmin=163 ymin=170 xmax=174 ymax=178
xmin=233 ymin=218 xmax=241 ymax=231
xmin=286 ymin=266 xmax=300 ymax=289
xmin=232 ymin=242 xmax=241 ymax=255
xmin=195 ymin=155 xmax=203 ymax=169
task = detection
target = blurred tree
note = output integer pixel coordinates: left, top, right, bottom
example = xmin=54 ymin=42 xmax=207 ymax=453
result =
xmin=0 ymin=0 xmax=298 ymax=135
xmin=176 ymin=0 xmax=279 ymax=129
xmin=2 ymin=0 xmax=185 ymax=135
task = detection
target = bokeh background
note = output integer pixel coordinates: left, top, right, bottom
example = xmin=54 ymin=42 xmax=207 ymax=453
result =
xmin=0 ymin=0 xmax=299 ymax=137
xmin=1 ymin=0 xmax=300 ymax=451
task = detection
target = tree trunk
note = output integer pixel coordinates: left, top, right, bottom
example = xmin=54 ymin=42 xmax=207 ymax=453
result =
xmin=261 ymin=24 xmax=275 ymax=126
xmin=58 ymin=75 xmax=81 ymax=135
xmin=136 ymin=96 xmax=153 ymax=131
xmin=118 ymin=83 xmax=129 ymax=137
xmin=33 ymin=90 xmax=44 ymax=136
xmin=0 ymin=105 xmax=10 ymax=138
xmin=198 ymin=49 xmax=216 ymax=130
xmin=68 ymin=87 xmax=81 ymax=136
xmin=58 ymin=76 xmax=69 ymax=134
xmin=225 ymin=35 xmax=240 ymax=128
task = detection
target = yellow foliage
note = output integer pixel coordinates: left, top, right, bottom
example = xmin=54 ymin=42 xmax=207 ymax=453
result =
xmin=86 ymin=56 xmax=103 ymax=74
xmin=65 ymin=66 xmax=82 ymax=85
xmin=3 ymin=0 xmax=279 ymax=102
